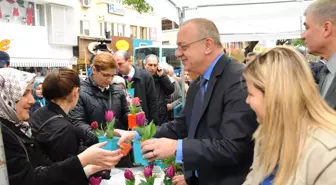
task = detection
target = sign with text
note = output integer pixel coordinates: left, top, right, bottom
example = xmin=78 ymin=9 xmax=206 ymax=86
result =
xmin=0 ymin=40 xmax=11 ymax=51
xmin=107 ymin=4 xmax=125 ymax=16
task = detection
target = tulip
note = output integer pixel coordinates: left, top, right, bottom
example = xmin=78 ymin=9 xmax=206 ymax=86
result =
xmin=144 ymin=165 xmax=152 ymax=178
xmin=149 ymin=163 xmax=154 ymax=170
xmin=136 ymin=112 xmax=145 ymax=126
xmin=166 ymin=165 xmax=175 ymax=179
xmin=127 ymin=76 xmax=132 ymax=82
xmin=105 ymin=110 xmax=114 ymax=122
xmin=132 ymin=97 xmax=140 ymax=105
xmin=124 ymin=169 xmax=135 ymax=180
xmin=89 ymin=176 xmax=102 ymax=185
xmin=91 ymin=121 xmax=98 ymax=129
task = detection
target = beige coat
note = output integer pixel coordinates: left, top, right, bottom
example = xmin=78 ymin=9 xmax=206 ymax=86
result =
xmin=243 ymin=128 xmax=336 ymax=185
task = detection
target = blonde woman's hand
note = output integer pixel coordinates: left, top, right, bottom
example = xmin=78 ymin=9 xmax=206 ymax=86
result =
xmin=78 ymin=142 xmax=123 ymax=168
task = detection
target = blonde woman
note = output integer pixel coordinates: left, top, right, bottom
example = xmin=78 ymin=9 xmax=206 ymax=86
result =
xmin=243 ymin=46 xmax=336 ymax=185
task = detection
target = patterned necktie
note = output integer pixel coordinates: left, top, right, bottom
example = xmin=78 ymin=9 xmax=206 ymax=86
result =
xmin=188 ymin=76 xmax=207 ymax=139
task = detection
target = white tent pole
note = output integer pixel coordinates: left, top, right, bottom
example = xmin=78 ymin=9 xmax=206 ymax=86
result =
xmin=229 ymin=42 xmax=232 ymax=57
xmin=178 ymin=7 xmax=186 ymax=106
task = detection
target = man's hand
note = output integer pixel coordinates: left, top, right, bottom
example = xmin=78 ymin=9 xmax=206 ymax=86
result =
xmin=156 ymin=66 xmax=166 ymax=77
xmin=167 ymin=104 xmax=172 ymax=111
xmin=173 ymin=175 xmax=188 ymax=185
xmin=141 ymin=138 xmax=178 ymax=162
xmin=114 ymin=129 xmax=136 ymax=146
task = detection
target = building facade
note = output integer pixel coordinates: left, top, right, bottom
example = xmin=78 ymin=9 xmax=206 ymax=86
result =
xmin=0 ymin=0 xmax=78 ymax=75
xmin=73 ymin=0 xmax=162 ymax=75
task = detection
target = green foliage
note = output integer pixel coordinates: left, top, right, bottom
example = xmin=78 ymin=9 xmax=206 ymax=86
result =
xmin=106 ymin=118 xmax=116 ymax=139
xmin=122 ymin=0 xmax=153 ymax=13
xmin=163 ymin=175 xmax=173 ymax=185
xmin=291 ymin=38 xmax=306 ymax=47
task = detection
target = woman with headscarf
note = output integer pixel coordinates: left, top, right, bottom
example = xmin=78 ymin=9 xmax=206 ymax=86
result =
xmin=0 ymin=68 xmax=123 ymax=185
xmin=30 ymin=79 xmax=46 ymax=115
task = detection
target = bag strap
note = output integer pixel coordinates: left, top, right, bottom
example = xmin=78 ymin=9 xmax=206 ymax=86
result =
xmin=1 ymin=123 xmax=30 ymax=162
xmin=36 ymin=114 xmax=64 ymax=134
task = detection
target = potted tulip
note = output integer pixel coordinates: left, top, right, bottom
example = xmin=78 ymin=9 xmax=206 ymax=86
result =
xmin=91 ymin=110 xmax=119 ymax=151
xmin=132 ymin=120 xmax=156 ymax=166
xmin=126 ymin=76 xmax=135 ymax=98
xmin=128 ymin=97 xmax=143 ymax=129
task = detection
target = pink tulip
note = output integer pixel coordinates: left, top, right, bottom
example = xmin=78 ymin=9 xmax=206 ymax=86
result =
xmin=144 ymin=165 xmax=152 ymax=178
xmin=132 ymin=97 xmax=140 ymax=105
xmin=166 ymin=165 xmax=175 ymax=178
xmin=124 ymin=169 xmax=135 ymax=180
xmin=105 ymin=110 xmax=114 ymax=122
xmin=136 ymin=112 xmax=145 ymax=126
xmin=127 ymin=76 xmax=132 ymax=82
xmin=89 ymin=176 xmax=102 ymax=185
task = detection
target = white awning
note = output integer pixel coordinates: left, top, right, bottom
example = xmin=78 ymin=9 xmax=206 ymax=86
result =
xmin=10 ymin=58 xmax=77 ymax=67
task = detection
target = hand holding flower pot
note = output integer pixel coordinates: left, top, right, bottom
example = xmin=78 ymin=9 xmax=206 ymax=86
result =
xmin=132 ymin=120 xmax=156 ymax=166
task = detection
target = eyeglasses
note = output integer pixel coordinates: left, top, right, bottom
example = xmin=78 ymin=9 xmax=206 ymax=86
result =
xmin=176 ymin=37 xmax=207 ymax=52
xmin=100 ymin=71 xmax=116 ymax=79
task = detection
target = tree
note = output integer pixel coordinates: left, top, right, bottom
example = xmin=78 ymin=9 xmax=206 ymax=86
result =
xmin=122 ymin=0 xmax=153 ymax=14
xmin=291 ymin=38 xmax=306 ymax=47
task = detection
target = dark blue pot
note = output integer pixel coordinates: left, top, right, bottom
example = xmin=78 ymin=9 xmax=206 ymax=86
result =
xmin=98 ymin=136 xmax=120 ymax=151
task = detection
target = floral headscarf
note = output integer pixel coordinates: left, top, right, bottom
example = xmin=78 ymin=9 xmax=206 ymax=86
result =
xmin=0 ymin=68 xmax=36 ymax=137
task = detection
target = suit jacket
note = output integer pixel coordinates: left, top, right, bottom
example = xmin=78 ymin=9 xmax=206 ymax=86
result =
xmin=130 ymin=66 xmax=160 ymax=125
xmin=243 ymin=128 xmax=336 ymax=185
xmin=155 ymin=55 xmax=258 ymax=185
xmin=318 ymin=66 xmax=336 ymax=109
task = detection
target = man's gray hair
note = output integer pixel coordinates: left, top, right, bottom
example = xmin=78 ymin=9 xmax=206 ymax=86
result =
xmin=116 ymin=50 xmax=131 ymax=60
xmin=144 ymin=54 xmax=159 ymax=64
xmin=304 ymin=0 xmax=336 ymax=24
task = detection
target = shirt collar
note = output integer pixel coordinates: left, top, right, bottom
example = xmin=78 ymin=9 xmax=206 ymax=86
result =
xmin=124 ymin=66 xmax=135 ymax=79
xmin=203 ymin=53 xmax=224 ymax=81
xmin=326 ymin=53 xmax=336 ymax=75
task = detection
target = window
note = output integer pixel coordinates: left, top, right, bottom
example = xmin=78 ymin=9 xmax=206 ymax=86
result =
xmin=80 ymin=20 xmax=90 ymax=36
xmin=162 ymin=48 xmax=180 ymax=70
xmin=104 ymin=22 xmax=115 ymax=37
xmin=117 ymin=23 xmax=125 ymax=37
xmin=140 ymin=27 xmax=147 ymax=40
xmin=0 ymin=1 xmax=45 ymax=26
xmin=36 ymin=4 xmax=45 ymax=26
xmin=130 ymin=25 xmax=137 ymax=38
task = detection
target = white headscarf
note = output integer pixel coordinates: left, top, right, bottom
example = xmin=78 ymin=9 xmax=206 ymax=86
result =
xmin=0 ymin=68 xmax=36 ymax=137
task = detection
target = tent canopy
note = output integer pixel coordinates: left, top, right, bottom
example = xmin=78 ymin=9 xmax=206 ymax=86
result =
xmin=146 ymin=0 xmax=314 ymax=42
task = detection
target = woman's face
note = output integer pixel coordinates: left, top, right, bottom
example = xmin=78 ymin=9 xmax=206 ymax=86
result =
xmin=16 ymin=84 xmax=35 ymax=121
xmin=35 ymin=84 xmax=43 ymax=98
xmin=93 ymin=67 xmax=117 ymax=88
xmin=246 ymin=81 xmax=265 ymax=124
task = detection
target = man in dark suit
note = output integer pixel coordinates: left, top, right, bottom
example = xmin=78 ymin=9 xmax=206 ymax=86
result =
xmin=302 ymin=0 xmax=336 ymax=108
xmin=116 ymin=18 xmax=257 ymax=185
xmin=114 ymin=50 xmax=160 ymax=125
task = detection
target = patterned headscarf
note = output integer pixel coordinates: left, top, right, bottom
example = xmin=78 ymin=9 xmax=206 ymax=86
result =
xmin=0 ymin=68 xmax=36 ymax=137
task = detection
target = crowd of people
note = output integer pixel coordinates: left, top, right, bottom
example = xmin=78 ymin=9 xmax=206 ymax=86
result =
xmin=1 ymin=0 xmax=336 ymax=185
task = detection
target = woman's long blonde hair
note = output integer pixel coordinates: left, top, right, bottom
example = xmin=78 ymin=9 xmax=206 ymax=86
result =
xmin=243 ymin=46 xmax=336 ymax=185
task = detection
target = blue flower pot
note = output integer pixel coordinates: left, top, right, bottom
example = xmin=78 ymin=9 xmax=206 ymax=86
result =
xmin=132 ymin=139 xmax=149 ymax=166
xmin=127 ymin=88 xmax=135 ymax=98
xmin=98 ymin=136 xmax=120 ymax=151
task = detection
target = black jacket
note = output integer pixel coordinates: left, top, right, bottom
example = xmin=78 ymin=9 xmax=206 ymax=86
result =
xmin=120 ymin=66 xmax=160 ymax=125
xmin=29 ymin=102 xmax=83 ymax=162
xmin=154 ymin=55 xmax=258 ymax=185
xmin=0 ymin=118 xmax=88 ymax=185
xmin=69 ymin=76 xmax=129 ymax=143
xmin=153 ymin=75 xmax=174 ymax=124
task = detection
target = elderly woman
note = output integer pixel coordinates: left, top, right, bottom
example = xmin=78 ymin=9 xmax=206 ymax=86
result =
xmin=0 ymin=68 xmax=123 ymax=185
xmin=242 ymin=46 xmax=336 ymax=185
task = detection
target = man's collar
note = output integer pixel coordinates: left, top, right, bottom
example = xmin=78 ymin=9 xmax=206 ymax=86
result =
xmin=203 ymin=53 xmax=224 ymax=81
